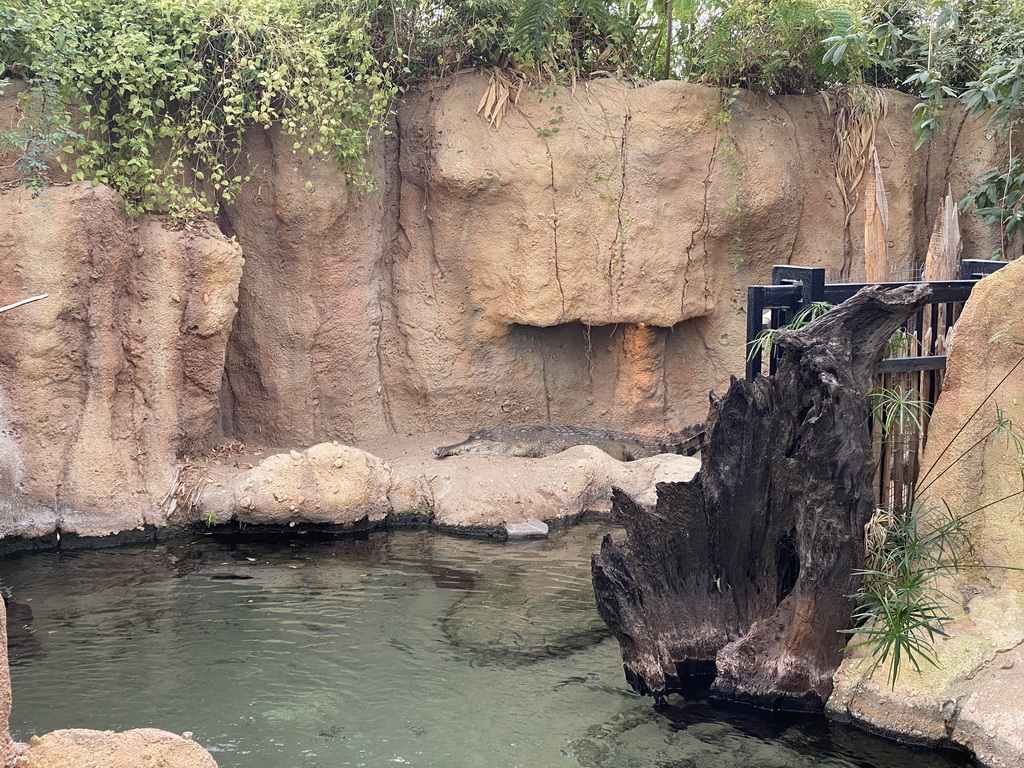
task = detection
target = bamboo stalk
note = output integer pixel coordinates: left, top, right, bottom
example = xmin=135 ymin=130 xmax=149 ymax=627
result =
xmin=0 ymin=294 xmax=48 ymax=314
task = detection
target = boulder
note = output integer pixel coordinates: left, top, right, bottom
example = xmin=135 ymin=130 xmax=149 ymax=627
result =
xmin=13 ymin=729 xmax=217 ymax=768
xmin=199 ymin=443 xmax=392 ymax=526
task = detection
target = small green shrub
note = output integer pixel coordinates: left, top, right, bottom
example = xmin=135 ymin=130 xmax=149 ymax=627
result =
xmin=846 ymin=348 xmax=1024 ymax=685
xmin=843 ymin=497 xmax=967 ymax=688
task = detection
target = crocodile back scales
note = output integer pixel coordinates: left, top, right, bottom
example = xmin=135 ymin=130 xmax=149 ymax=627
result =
xmin=433 ymin=424 xmax=704 ymax=461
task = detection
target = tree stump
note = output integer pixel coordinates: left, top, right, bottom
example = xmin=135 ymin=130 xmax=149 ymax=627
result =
xmin=592 ymin=284 xmax=932 ymax=710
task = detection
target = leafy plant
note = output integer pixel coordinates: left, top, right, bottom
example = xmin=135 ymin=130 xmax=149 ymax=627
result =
xmin=845 ymin=347 xmax=1024 ymax=686
xmin=202 ymin=510 xmax=218 ymax=528
xmin=694 ymin=0 xmax=843 ymax=93
xmin=843 ymin=496 xmax=968 ymax=688
xmin=0 ymin=77 xmax=80 ymax=197
xmin=868 ymin=384 xmax=928 ymax=435
xmin=1 ymin=0 xmax=401 ymax=222
xmin=746 ymin=300 xmax=835 ymax=362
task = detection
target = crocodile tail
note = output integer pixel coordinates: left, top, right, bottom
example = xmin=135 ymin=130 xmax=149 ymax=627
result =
xmin=667 ymin=424 xmax=705 ymax=456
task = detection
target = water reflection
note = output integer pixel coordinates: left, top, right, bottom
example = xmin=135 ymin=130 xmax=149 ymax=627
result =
xmin=0 ymin=524 xmax=973 ymax=768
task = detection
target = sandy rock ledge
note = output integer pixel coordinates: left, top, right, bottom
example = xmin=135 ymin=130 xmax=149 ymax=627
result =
xmin=189 ymin=438 xmax=701 ymax=535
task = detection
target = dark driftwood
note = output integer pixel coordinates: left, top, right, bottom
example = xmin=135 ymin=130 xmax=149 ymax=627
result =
xmin=592 ymin=284 xmax=932 ymax=711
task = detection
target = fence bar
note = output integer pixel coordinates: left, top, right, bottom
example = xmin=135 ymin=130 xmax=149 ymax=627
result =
xmin=878 ymin=355 xmax=947 ymax=373
xmin=744 ymin=260 xmax=1010 ymax=507
xmin=962 ymin=259 xmax=1010 ymax=279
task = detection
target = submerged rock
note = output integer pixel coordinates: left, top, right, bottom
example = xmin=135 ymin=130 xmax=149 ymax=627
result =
xmin=505 ymin=518 xmax=549 ymax=539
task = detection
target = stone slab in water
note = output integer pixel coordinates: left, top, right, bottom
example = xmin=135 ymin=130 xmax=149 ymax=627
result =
xmin=505 ymin=518 xmax=548 ymax=539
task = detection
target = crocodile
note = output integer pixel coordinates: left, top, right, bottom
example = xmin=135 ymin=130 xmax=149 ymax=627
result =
xmin=433 ymin=424 xmax=704 ymax=462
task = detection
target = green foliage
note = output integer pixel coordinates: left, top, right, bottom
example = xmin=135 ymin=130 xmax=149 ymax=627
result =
xmin=960 ymin=158 xmax=1024 ymax=252
xmin=1 ymin=0 xmax=400 ymax=221
xmin=843 ymin=497 xmax=967 ymax=688
xmin=958 ymin=57 xmax=1024 ymax=257
xmin=621 ymin=0 xmax=857 ymax=90
xmin=746 ymin=300 xmax=835 ymax=362
xmin=403 ymin=0 xmax=631 ymax=77
xmin=824 ymin=1 xmax=1024 ymax=253
xmin=0 ymin=77 xmax=80 ymax=197
xmin=690 ymin=0 xmax=845 ymax=93
xmin=868 ymin=384 xmax=928 ymax=435
xmin=846 ymin=348 xmax=1024 ymax=686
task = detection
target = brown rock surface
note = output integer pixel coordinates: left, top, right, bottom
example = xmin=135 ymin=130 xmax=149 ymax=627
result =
xmin=828 ymin=257 xmax=1024 ymax=767
xmin=0 ymin=77 xmax=1008 ymax=537
xmin=223 ymin=75 xmax=1003 ymax=450
xmin=0 ymin=184 xmax=243 ymax=537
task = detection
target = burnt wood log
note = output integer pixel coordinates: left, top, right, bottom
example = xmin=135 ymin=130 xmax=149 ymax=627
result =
xmin=592 ymin=283 xmax=932 ymax=711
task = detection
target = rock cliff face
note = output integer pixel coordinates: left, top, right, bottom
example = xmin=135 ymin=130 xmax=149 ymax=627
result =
xmin=219 ymin=76 xmax=1002 ymax=450
xmin=0 ymin=75 xmax=1006 ymax=534
xmin=0 ymin=185 xmax=242 ymax=538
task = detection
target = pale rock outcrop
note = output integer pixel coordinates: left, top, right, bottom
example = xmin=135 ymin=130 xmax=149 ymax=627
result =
xmin=828 ymin=257 xmax=1024 ymax=768
xmin=397 ymin=445 xmax=700 ymax=529
xmin=199 ymin=443 xmax=392 ymax=526
xmin=192 ymin=440 xmax=699 ymax=531
xmin=0 ymin=184 xmax=243 ymax=537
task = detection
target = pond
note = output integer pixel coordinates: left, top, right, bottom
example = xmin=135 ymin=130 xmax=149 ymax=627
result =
xmin=0 ymin=523 xmax=973 ymax=768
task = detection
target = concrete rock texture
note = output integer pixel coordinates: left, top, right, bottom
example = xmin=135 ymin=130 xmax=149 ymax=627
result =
xmin=0 ymin=76 xmax=1005 ymax=531
xmin=221 ymin=76 xmax=1002 ymax=449
xmin=828 ymin=257 xmax=1024 ymax=767
xmin=12 ymin=729 xmax=217 ymax=768
xmin=0 ymin=185 xmax=243 ymax=539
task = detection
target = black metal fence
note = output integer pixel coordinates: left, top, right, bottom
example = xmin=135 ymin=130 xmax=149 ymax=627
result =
xmin=745 ymin=260 xmax=1009 ymax=508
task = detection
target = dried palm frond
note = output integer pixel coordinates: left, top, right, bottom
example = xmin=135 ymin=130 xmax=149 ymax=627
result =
xmin=476 ymin=69 xmax=525 ymax=130
xmin=864 ymin=147 xmax=890 ymax=283
xmin=831 ymin=85 xmax=888 ymax=228
xmin=923 ymin=185 xmax=962 ymax=282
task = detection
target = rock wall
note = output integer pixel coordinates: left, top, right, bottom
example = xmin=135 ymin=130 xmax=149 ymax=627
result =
xmin=0 ymin=185 xmax=242 ymax=538
xmin=0 ymin=75 xmax=1008 ymax=532
xmin=222 ymin=76 xmax=1003 ymax=448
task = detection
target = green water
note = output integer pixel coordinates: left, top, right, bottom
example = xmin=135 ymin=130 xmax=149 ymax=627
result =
xmin=0 ymin=524 xmax=973 ymax=768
